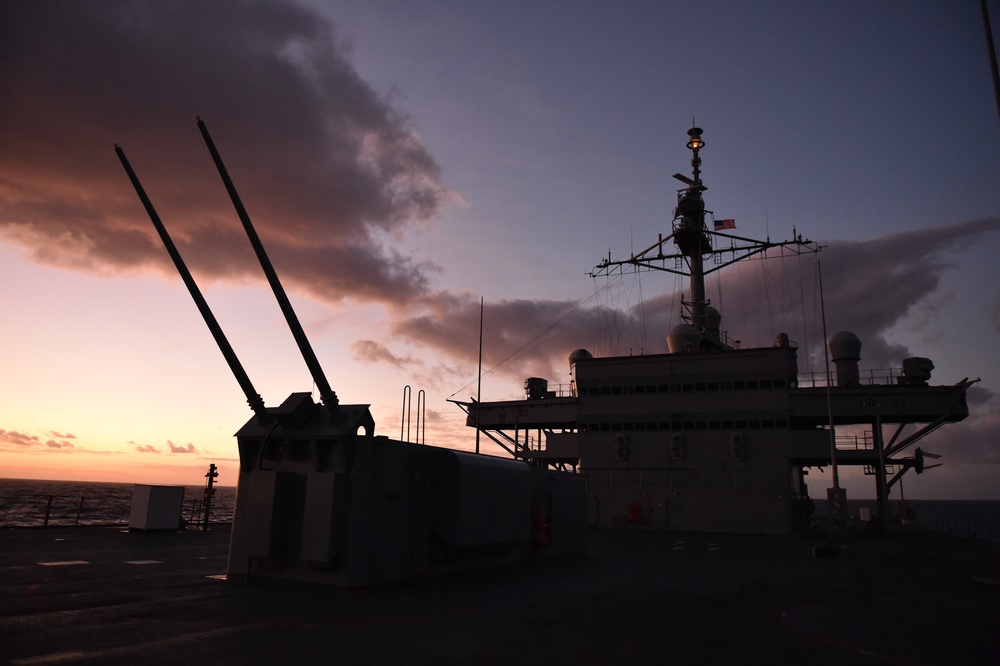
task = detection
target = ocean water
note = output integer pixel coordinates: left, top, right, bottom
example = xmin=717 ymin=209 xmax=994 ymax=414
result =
xmin=2 ymin=479 xmax=998 ymax=544
xmin=0 ymin=478 xmax=235 ymax=528
xmin=808 ymin=498 xmax=1000 ymax=544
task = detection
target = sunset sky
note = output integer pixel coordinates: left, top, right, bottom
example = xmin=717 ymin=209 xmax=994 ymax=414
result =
xmin=2 ymin=1 xmax=998 ymax=499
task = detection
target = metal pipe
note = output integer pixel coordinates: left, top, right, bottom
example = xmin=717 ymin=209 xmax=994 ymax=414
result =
xmin=874 ymin=414 xmax=889 ymax=536
xmin=203 ymin=463 xmax=217 ymax=531
xmin=982 ymin=0 xmax=1000 ymax=124
xmin=416 ymin=389 xmax=426 ymax=445
xmin=401 ymin=385 xmax=411 ymax=441
xmin=114 ymin=144 xmax=267 ymax=418
xmin=476 ymin=297 xmax=483 ymax=453
xmin=689 ymin=250 xmax=706 ymax=333
xmin=818 ymin=260 xmax=839 ymax=489
xmin=196 ymin=118 xmax=339 ymax=412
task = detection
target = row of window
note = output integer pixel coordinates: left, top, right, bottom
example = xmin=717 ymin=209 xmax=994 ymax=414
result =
xmin=579 ymin=378 xmax=791 ymax=396
xmin=580 ymin=418 xmax=789 ymax=432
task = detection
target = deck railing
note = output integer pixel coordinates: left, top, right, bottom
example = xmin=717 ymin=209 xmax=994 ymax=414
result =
xmin=796 ymin=367 xmax=903 ymax=388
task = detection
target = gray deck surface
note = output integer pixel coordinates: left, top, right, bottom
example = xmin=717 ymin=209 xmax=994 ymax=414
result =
xmin=1 ymin=525 xmax=998 ymax=665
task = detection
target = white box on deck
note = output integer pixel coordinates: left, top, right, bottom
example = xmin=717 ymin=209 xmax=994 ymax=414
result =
xmin=129 ymin=485 xmax=185 ymax=531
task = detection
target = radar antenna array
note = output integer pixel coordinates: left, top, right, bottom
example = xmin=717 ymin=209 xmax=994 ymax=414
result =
xmin=588 ymin=127 xmax=821 ymax=335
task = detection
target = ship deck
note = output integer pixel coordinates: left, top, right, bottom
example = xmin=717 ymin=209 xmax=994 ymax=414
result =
xmin=1 ymin=524 xmax=998 ymax=665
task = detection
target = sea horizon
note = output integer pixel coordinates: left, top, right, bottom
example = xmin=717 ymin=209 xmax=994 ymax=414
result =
xmin=0 ymin=477 xmax=237 ymax=529
xmin=3 ymin=475 xmax=996 ymax=503
xmin=3 ymin=477 xmax=999 ymax=543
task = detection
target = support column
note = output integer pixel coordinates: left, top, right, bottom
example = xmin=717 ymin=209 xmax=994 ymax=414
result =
xmin=873 ymin=414 xmax=889 ymax=536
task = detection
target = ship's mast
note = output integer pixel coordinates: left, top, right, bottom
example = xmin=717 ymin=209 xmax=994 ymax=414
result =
xmin=672 ymin=127 xmax=711 ymax=335
xmin=589 ymin=126 xmax=820 ymax=349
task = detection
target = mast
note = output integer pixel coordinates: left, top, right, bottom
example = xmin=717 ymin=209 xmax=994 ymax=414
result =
xmin=588 ymin=126 xmax=819 ymax=350
xmin=114 ymin=144 xmax=268 ymax=418
xmin=672 ymin=126 xmax=711 ymax=335
xmin=196 ymin=118 xmax=340 ymax=415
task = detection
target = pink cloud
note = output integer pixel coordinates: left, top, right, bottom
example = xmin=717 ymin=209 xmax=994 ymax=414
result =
xmin=0 ymin=429 xmax=40 ymax=449
xmin=167 ymin=441 xmax=199 ymax=454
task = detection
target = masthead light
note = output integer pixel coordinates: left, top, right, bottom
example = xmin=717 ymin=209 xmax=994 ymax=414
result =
xmin=686 ymin=127 xmax=705 ymax=150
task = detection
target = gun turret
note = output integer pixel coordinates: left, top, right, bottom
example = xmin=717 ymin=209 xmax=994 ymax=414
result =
xmin=115 ymin=123 xmax=585 ymax=588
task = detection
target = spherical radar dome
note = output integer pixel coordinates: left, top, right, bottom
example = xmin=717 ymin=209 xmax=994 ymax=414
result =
xmin=568 ymin=348 xmax=593 ymax=369
xmin=829 ymin=331 xmax=862 ymax=361
xmin=667 ymin=324 xmax=700 ymax=354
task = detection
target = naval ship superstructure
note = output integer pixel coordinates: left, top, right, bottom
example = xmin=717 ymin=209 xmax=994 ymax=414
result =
xmin=459 ymin=127 xmax=975 ymax=536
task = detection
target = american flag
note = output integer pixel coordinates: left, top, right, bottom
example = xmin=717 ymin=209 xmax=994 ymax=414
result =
xmin=713 ymin=218 xmax=736 ymax=230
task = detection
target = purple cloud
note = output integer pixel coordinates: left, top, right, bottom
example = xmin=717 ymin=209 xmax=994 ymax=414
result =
xmin=0 ymin=1 xmax=447 ymax=306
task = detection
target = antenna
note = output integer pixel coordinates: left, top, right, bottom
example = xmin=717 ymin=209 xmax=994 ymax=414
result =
xmin=590 ymin=126 xmax=821 ymax=351
xmin=196 ymin=118 xmax=340 ymax=414
xmin=114 ymin=144 xmax=268 ymax=418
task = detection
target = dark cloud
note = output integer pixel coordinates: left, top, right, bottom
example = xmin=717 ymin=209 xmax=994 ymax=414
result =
xmin=0 ymin=0 xmax=447 ymax=304
xmin=395 ymin=217 xmax=1000 ymax=382
xmin=134 ymin=443 xmax=161 ymax=454
xmin=351 ymin=339 xmax=421 ymax=368
xmin=393 ymin=292 xmax=607 ymax=384
xmin=46 ymin=439 xmax=75 ymax=450
xmin=812 ymin=218 xmax=999 ymax=365
xmin=685 ymin=217 xmax=1000 ymax=371
xmin=168 ymin=441 xmax=199 ymax=454
xmin=392 ymin=218 xmax=999 ymax=430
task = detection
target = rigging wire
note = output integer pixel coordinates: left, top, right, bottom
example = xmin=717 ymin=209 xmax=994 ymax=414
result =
xmin=760 ymin=249 xmax=775 ymax=343
xmin=668 ymin=270 xmax=681 ymax=332
xmin=780 ymin=253 xmax=792 ymax=338
xmin=710 ymin=255 xmax=724 ymax=333
xmin=636 ymin=271 xmax=647 ymax=354
xmin=448 ymin=276 xmax=622 ymax=400
xmin=798 ymin=250 xmax=812 ymax=375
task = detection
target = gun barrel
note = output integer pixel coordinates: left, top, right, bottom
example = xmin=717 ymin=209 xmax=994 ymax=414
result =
xmin=196 ymin=118 xmax=339 ymax=412
xmin=114 ymin=144 xmax=268 ymax=418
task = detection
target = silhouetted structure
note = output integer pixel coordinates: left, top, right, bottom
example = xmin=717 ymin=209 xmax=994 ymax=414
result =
xmin=116 ymin=120 xmax=586 ymax=585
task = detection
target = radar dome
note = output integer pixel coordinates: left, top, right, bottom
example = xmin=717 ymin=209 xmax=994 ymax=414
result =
xmin=829 ymin=331 xmax=862 ymax=361
xmin=667 ymin=324 xmax=700 ymax=354
xmin=568 ymin=348 xmax=593 ymax=369
xmin=828 ymin=331 xmax=862 ymax=387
